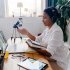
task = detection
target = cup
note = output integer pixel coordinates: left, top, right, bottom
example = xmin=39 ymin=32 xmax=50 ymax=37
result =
xmin=4 ymin=51 xmax=9 ymax=59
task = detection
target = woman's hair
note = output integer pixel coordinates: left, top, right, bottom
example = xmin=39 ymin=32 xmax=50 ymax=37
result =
xmin=44 ymin=7 xmax=60 ymax=23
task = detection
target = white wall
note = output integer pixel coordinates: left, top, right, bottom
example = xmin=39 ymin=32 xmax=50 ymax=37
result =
xmin=0 ymin=17 xmax=45 ymax=40
xmin=0 ymin=0 xmax=5 ymax=17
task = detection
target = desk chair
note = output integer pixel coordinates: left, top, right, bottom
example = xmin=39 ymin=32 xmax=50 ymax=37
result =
xmin=0 ymin=31 xmax=7 ymax=70
xmin=0 ymin=49 xmax=4 ymax=70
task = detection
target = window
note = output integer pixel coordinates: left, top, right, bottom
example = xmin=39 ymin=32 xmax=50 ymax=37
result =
xmin=7 ymin=0 xmax=45 ymax=17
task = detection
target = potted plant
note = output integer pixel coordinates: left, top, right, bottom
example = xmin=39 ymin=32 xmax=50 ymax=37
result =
xmin=56 ymin=0 xmax=70 ymax=42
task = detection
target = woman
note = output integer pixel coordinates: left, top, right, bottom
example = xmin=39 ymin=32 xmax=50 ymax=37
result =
xmin=17 ymin=7 xmax=69 ymax=70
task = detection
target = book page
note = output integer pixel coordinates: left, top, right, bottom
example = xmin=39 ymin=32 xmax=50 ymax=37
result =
xmin=26 ymin=39 xmax=46 ymax=50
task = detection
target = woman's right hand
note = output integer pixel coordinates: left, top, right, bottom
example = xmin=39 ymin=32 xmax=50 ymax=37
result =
xmin=17 ymin=28 xmax=29 ymax=35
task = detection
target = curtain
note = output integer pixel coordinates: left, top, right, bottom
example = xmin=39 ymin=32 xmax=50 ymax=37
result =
xmin=46 ymin=0 xmax=58 ymax=7
xmin=48 ymin=0 xmax=52 ymax=7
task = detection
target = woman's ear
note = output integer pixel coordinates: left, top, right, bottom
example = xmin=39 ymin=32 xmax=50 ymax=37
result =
xmin=51 ymin=16 xmax=54 ymax=22
xmin=52 ymin=16 xmax=57 ymax=23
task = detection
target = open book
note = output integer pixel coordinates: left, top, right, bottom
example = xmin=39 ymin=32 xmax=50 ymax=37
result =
xmin=17 ymin=58 xmax=48 ymax=70
xmin=26 ymin=39 xmax=51 ymax=57
xmin=26 ymin=39 xmax=46 ymax=50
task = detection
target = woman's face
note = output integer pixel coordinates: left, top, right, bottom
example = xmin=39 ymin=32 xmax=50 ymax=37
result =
xmin=42 ymin=12 xmax=52 ymax=26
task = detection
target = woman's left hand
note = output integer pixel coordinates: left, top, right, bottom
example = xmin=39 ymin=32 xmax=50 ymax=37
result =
xmin=17 ymin=28 xmax=28 ymax=35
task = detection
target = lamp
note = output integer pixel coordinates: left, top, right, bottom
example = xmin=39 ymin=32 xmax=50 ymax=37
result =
xmin=17 ymin=2 xmax=23 ymax=17
xmin=24 ymin=8 xmax=28 ymax=16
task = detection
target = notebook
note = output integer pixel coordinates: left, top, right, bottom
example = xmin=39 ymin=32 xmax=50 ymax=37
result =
xmin=17 ymin=58 xmax=48 ymax=70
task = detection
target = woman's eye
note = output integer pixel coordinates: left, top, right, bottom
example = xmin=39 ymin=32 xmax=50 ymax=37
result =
xmin=43 ymin=17 xmax=46 ymax=19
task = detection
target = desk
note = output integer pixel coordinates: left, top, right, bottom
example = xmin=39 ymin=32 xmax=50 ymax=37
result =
xmin=3 ymin=52 xmax=53 ymax=70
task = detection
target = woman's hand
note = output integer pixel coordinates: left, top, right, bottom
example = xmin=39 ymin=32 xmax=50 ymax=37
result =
xmin=17 ymin=28 xmax=28 ymax=35
xmin=17 ymin=28 xmax=36 ymax=41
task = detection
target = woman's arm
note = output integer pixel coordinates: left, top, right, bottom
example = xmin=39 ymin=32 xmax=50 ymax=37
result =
xmin=17 ymin=28 xmax=36 ymax=41
xmin=27 ymin=31 xmax=36 ymax=41
xmin=29 ymin=46 xmax=52 ymax=57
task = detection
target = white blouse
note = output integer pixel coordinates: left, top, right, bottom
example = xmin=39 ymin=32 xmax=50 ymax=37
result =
xmin=35 ymin=23 xmax=69 ymax=70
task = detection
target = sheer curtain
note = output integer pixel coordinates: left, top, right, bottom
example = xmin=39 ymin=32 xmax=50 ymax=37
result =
xmin=5 ymin=0 xmax=46 ymax=17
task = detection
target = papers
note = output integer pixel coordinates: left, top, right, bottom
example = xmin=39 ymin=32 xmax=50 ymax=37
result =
xmin=17 ymin=58 xmax=48 ymax=70
xmin=26 ymin=39 xmax=46 ymax=50
xmin=6 ymin=38 xmax=35 ymax=53
xmin=6 ymin=42 xmax=28 ymax=53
